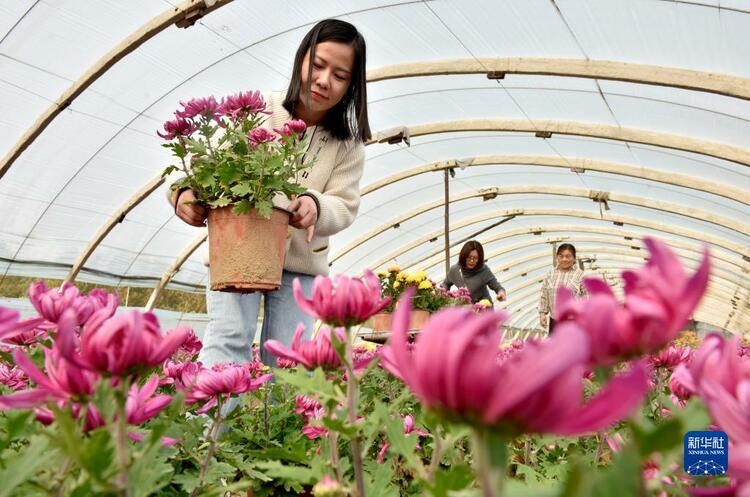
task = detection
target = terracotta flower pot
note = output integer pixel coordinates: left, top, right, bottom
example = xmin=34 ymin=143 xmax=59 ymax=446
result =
xmin=371 ymin=309 xmax=431 ymax=332
xmin=362 ymin=309 xmax=431 ymax=344
xmin=207 ymin=205 xmax=291 ymax=292
xmin=408 ymin=309 xmax=431 ymax=330
xmin=371 ymin=312 xmax=393 ymax=332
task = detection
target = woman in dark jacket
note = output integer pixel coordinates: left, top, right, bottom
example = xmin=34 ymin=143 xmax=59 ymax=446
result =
xmin=443 ymin=240 xmax=506 ymax=304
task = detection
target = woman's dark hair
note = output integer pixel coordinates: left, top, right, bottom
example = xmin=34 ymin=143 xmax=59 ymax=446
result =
xmin=556 ymin=243 xmax=577 ymax=258
xmin=283 ymin=19 xmax=370 ymax=142
xmin=458 ymin=240 xmax=485 ymax=270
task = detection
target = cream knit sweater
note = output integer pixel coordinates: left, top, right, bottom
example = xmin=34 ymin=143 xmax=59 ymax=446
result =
xmin=166 ymin=91 xmax=365 ymax=276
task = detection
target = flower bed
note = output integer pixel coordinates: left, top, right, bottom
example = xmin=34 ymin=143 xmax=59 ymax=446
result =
xmin=1 ymin=238 xmax=742 ymax=497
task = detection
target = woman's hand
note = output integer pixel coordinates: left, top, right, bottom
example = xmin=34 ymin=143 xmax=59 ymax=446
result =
xmin=288 ymin=195 xmax=318 ymax=242
xmin=496 ymin=290 xmax=506 ymax=301
xmin=173 ymin=189 xmax=207 ymax=227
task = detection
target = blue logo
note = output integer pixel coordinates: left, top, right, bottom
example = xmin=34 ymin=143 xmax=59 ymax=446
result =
xmin=684 ymin=431 xmax=728 ymax=476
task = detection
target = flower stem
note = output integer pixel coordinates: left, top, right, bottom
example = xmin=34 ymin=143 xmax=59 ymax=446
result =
xmin=191 ymin=397 xmax=224 ymax=497
xmin=263 ymin=388 xmax=270 ymax=449
xmin=328 ymin=431 xmax=344 ymax=482
xmin=345 ymin=329 xmax=366 ymax=497
xmin=523 ymin=437 xmax=532 ymax=466
xmin=113 ymin=377 xmax=132 ymax=496
xmin=471 ymin=429 xmax=507 ymax=497
xmin=426 ymin=429 xmax=443 ymax=483
xmin=593 ymin=432 xmax=605 ymax=466
xmin=53 ymin=457 xmax=73 ymax=497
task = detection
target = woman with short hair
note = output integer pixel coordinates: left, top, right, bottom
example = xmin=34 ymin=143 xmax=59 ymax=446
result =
xmin=443 ymin=240 xmax=506 ymax=305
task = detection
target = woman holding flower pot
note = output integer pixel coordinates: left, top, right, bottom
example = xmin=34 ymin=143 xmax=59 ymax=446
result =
xmin=443 ymin=240 xmax=506 ymax=305
xmin=166 ymin=19 xmax=370 ymax=368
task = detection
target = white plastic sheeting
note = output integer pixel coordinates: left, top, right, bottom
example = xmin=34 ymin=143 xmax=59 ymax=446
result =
xmin=0 ymin=0 xmax=748 ymax=332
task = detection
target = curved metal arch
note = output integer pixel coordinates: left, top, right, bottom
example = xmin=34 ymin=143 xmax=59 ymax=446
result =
xmin=482 ymin=254 xmax=747 ymax=309
xmin=372 ymin=220 xmax=748 ymax=276
xmin=357 ymin=210 xmax=750 ymax=276
xmin=368 ymin=120 xmax=750 ymax=168
xmin=504 ymin=269 xmax=750 ymax=331
xmin=332 ymin=187 xmax=749 ymax=264
xmin=1 ymin=0 xmax=446 ymax=179
xmin=496 ymin=279 xmax=744 ymax=327
xmin=360 ymin=155 xmax=749 ymax=206
xmin=144 ymin=233 xmax=207 ymax=311
xmin=407 ymin=225 xmax=746 ymax=276
xmin=445 ymin=243 xmax=748 ymax=332
xmin=487 ymin=248 xmax=744 ymax=300
xmin=448 ymin=236 xmax=745 ymax=290
xmin=0 ymin=0 xmax=235 ymax=180
xmin=64 ymin=175 xmax=166 ymax=282
xmin=443 ymin=236 xmax=747 ymax=293
xmin=367 ymin=58 xmax=750 ymax=101
xmin=453 ymin=243 xmax=747 ymax=332
xmin=505 ymin=290 xmax=745 ymax=335
xmin=8 ymin=2 xmax=431 ymax=288
xmin=651 ymin=0 xmax=750 ymax=15
xmin=501 ymin=271 xmax=744 ymax=317
xmin=422 ymin=233 xmax=716 ymax=272
xmin=500 ymin=266 xmax=741 ymax=319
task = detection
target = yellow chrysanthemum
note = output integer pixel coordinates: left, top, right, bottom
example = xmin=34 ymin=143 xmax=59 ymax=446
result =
xmin=478 ymin=299 xmax=491 ymax=307
xmin=396 ymin=271 xmax=409 ymax=281
xmin=418 ymin=280 xmax=433 ymax=290
xmin=414 ymin=271 xmax=428 ymax=282
xmin=376 ymin=270 xmax=387 ymax=278
xmin=388 ymin=265 xmax=401 ymax=273
xmin=393 ymin=281 xmax=401 ymax=289
xmin=405 ymin=274 xmax=417 ymax=284
xmin=359 ymin=341 xmax=378 ymax=352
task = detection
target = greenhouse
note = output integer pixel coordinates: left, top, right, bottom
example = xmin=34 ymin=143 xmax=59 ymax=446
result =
xmin=0 ymin=0 xmax=748 ymax=495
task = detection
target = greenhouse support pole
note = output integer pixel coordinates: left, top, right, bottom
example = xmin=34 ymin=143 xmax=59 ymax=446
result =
xmin=444 ymin=168 xmax=450 ymax=277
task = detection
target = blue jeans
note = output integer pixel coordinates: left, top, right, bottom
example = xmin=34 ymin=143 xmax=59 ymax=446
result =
xmin=198 ymin=270 xmax=315 ymax=368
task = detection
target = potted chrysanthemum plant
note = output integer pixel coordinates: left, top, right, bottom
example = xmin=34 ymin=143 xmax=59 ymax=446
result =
xmin=159 ymin=91 xmax=311 ymax=292
xmin=368 ymin=267 xmax=442 ymax=337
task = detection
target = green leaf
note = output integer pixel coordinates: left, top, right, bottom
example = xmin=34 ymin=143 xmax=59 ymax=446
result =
xmin=208 ymin=197 xmax=232 ymax=208
xmin=161 ymin=165 xmax=179 ymax=178
xmin=78 ymin=428 xmax=116 ymax=482
xmin=374 ymin=401 xmax=420 ymax=470
xmin=185 ymin=138 xmax=208 ymax=157
xmin=0 ymin=410 xmax=34 ymax=450
xmin=239 ymin=464 xmax=273 ymax=482
xmin=515 ymin=463 xmax=543 ymax=484
xmin=232 ymin=199 xmax=251 ymax=215
xmin=92 ymin=380 xmax=117 ymax=425
xmin=430 ymin=463 xmax=475 ymax=497
xmin=255 ymin=199 xmax=273 ymax=219
xmin=503 ymin=479 xmax=559 ymax=497
xmin=174 ymin=142 xmax=187 ymax=159
xmin=230 ymin=183 xmax=255 ymax=197
xmin=69 ymin=480 xmax=94 ymax=497
xmin=272 ymin=367 xmax=341 ymax=404
xmin=204 ymin=461 xmax=238 ymax=486
xmin=320 ymin=416 xmax=357 ymax=438
xmin=0 ymin=435 xmax=49 ymax=497
xmin=560 ymin=447 xmax=642 ymax=497
xmin=128 ymin=434 xmax=175 ymax=497
xmin=173 ymin=470 xmax=201 ymax=493
xmin=363 ymin=459 xmax=399 ymax=497
xmin=589 ymin=448 xmax=641 ymax=497
xmin=679 ymin=397 xmax=712 ymax=432
xmin=252 ymin=459 xmax=316 ymax=485
xmin=631 ymin=417 xmax=683 ymax=457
